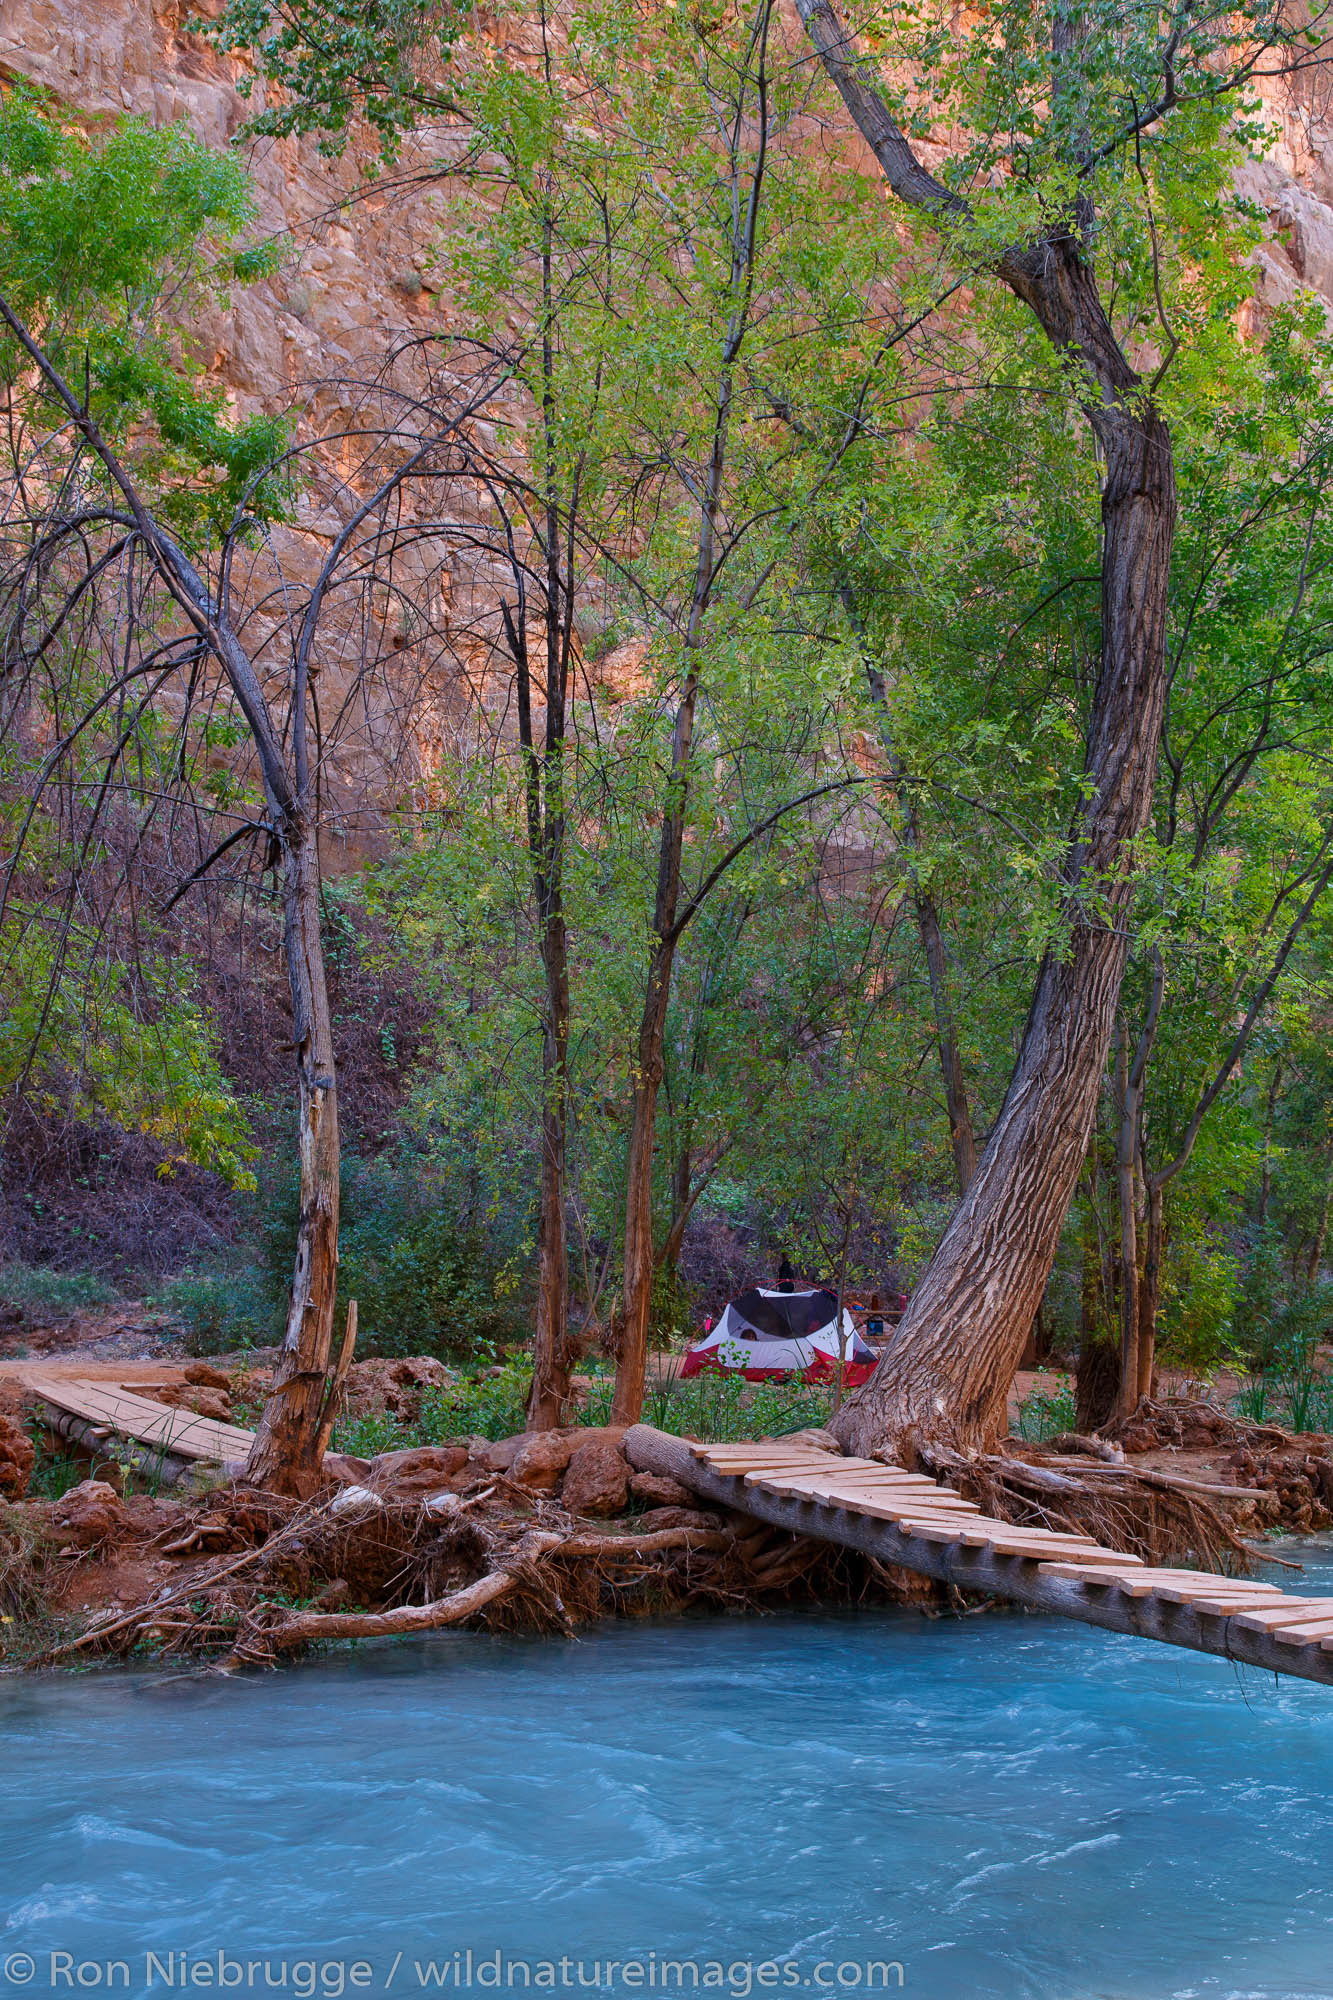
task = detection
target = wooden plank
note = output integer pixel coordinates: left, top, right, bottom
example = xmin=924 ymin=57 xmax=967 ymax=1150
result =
xmin=1232 ymin=1600 xmax=1333 ymax=1631
xmin=39 ymin=1376 xmax=256 ymax=1447
xmin=746 ymin=1472 xmax=980 ymax=1511
xmin=1151 ymin=1579 xmax=1284 ymax=1607
xmin=28 ymin=1376 xmax=255 ymax=1463
xmin=1038 ymin=1562 xmax=1149 ymax=1584
xmin=1260 ymin=1616 xmax=1333 ymax=1645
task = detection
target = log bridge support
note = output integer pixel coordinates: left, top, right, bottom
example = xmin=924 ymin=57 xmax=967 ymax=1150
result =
xmin=625 ymin=1425 xmax=1333 ymax=1691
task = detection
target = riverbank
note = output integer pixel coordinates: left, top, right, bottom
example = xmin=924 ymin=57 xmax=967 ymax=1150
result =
xmin=6 ymin=1341 xmax=1333 ymax=1672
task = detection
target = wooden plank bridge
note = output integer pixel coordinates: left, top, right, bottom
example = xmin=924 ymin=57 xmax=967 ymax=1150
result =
xmin=19 ymin=1381 xmax=1333 ymax=1687
xmin=25 ymin=1373 xmax=255 ymax=1470
xmin=625 ymin=1425 xmax=1333 ymax=1690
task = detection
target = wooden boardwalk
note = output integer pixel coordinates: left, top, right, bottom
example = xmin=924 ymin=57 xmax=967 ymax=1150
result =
xmin=625 ymin=1427 xmax=1333 ymax=1689
xmin=27 ymin=1373 xmax=256 ymax=1467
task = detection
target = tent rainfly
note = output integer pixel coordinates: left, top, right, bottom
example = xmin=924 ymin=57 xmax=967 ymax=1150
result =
xmin=681 ymin=1287 xmax=878 ymax=1386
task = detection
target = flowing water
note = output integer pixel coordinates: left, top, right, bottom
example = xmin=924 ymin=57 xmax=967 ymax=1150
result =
xmin=6 ymin=1547 xmax=1333 ymax=2000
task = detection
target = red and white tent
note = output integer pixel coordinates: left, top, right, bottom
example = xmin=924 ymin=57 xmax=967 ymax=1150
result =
xmin=681 ymin=1286 xmax=877 ymax=1386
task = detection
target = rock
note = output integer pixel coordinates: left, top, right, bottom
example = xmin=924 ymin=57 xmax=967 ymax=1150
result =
xmin=342 ymin=1357 xmax=452 ymax=1422
xmin=50 ymin=1479 xmax=128 ymax=1548
xmin=0 ymin=1411 xmax=35 ymax=1501
xmin=364 ymin=1444 xmax=470 ymax=1499
xmin=509 ymin=1431 xmax=578 ymax=1490
xmin=634 ymin=1506 xmax=724 ymax=1532
xmin=328 ymin=1484 xmax=385 ymax=1518
xmin=506 ymin=1425 xmax=628 ymax=1491
xmin=140 ymin=1380 xmax=233 ymax=1423
xmin=629 ymin=1470 xmax=695 ymax=1508
xmin=561 ymin=1438 xmax=629 ymax=1517
xmin=483 ymin=1433 xmax=527 ymax=1472
xmin=183 ymin=1363 xmax=232 ymax=1391
xmin=323 ymin=1452 xmax=374 ymax=1487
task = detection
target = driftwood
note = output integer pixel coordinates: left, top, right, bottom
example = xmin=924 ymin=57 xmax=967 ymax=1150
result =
xmin=623 ymin=1425 xmax=1333 ymax=1690
xmin=225 ymin=1523 xmax=734 ymax=1664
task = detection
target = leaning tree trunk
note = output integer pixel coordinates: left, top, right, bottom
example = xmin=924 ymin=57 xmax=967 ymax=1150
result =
xmin=528 ymin=904 xmax=574 ymax=1429
xmin=243 ymin=811 xmax=341 ymax=1494
xmin=796 ymin=0 xmax=1177 ymax=1460
xmin=832 ymin=401 xmax=1174 ymax=1459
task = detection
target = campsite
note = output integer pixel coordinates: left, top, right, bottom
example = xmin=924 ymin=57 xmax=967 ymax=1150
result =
xmin=8 ymin=0 xmax=1333 ymax=1991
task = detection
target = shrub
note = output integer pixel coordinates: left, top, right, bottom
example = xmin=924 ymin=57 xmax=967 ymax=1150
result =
xmin=153 ymin=1266 xmax=280 ymax=1355
xmin=1012 ymin=1375 xmax=1077 ymax=1442
xmin=0 ymin=1260 xmax=116 ymax=1326
xmin=260 ymin=1155 xmax=525 ymax=1365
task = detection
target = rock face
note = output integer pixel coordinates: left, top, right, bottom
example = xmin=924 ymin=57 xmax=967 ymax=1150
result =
xmin=0 ymin=1412 xmax=35 ymax=1501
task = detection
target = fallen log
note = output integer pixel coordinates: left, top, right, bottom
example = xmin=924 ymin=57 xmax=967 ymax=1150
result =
xmin=41 ymin=1407 xmax=193 ymax=1488
xmin=623 ymin=1425 xmax=1333 ymax=1690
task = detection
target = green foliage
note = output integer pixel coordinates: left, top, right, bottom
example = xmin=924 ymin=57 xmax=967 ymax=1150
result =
xmin=154 ymin=1266 xmax=280 ymax=1356
xmin=261 ymin=1156 xmax=524 ymax=1364
xmin=0 ymin=1261 xmax=116 ymax=1326
xmin=1012 ymin=1376 xmax=1078 ymax=1443
xmin=196 ymin=0 xmax=463 ymax=158
xmin=0 ymin=85 xmax=289 ymax=525
xmin=0 ymin=926 xmax=258 ymax=1191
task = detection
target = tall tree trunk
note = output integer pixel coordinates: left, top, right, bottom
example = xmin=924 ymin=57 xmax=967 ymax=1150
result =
xmin=1113 ymin=1015 xmax=1142 ymax=1419
xmin=1135 ymin=1176 xmax=1164 ymax=1403
xmin=1258 ymin=1059 xmax=1283 ymax=1229
xmin=916 ymin=883 xmax=978 ymax=1195
xmin=798 ymin=0 xmax=1176 ymax=1460
xmin=614 ymin=907 xmax=690 ymax=1424
xmin=244 ymin=813 xmax=341 ymax=1494
xmin=855 ymin=607 xmax=979 ymax=1197
xmin=1306 ymin=1137 xmax=1333 ymax=1285
xmin=613 ymin=8 xmax=773 ymax=1420
xmin=528 ymin=903 xmax=573 ymax=1427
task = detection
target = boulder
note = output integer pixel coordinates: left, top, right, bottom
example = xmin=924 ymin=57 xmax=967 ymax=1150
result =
xmin=323 ymin=1452 xmax=373 ymax=1487
xmin=506 ymin=1425 xmax=629 ymax=1491
xmin=0 ymin=1410 xmax=34 ymax=1501
xmin=364 ymin=1444 xmax=470 ymax=1500
xmin=183 ymin=1363 xmax=232 ymax=1392
xmin=782 ymin=1428 xmax=843 ymax=1455
xmin=483 ymin=1433 xmax=527 ymax=1473
xmin=50 ymin=1479 xmax=128 ymax=1548
xmin=629 ymin=1470 xmax=696 ymax=1508
xmin=561 ymin=1438 xmax=629 ymax=1517
xmin=342 ymin=1357 xmax=451 ymax=1421
xmin=507 ymin=1431 xmax=575 ymax=1490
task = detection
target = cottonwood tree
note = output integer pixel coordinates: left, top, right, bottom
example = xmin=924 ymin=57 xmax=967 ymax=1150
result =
xmin=793 ymin=0 xmax=1333 ymax=1459
xmin=0 ymin=99 xmax=497 ymax=1487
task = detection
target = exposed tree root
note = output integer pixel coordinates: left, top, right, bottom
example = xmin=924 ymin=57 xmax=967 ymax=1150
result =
xmin=931 ymin=1445 xmax=1259 ymax=1573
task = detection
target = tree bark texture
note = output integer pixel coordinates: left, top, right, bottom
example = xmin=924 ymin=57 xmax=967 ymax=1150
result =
xmin=243 ymin=811 xmax=341 ymax=1493
xmin=796 ymin=0 xmax=1177 ymax=1459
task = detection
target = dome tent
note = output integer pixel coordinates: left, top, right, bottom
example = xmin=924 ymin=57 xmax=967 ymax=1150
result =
xmin=681 ymin=1287 xmax=877 ymax=1386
